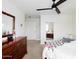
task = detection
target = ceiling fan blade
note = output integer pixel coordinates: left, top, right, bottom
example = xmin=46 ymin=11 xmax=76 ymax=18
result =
xmin=55 ymin=0 xmax=66 ymax=7
xmin=55 ymin=7 xmax=61 ymax=14
xmin=37 ymin=8 xmax=52 ymax=11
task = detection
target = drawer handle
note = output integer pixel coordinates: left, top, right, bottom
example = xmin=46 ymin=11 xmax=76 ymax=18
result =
xmin=2 ymin=55 xmax=12 ymax=58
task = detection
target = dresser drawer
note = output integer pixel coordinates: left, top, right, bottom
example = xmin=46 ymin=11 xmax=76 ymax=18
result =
xmin=2 ymin=36 xmax=27 ymax=59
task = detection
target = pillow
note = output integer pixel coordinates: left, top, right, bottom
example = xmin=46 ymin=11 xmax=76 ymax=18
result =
xmin=62 ymin=37 xmax=74 ymax=43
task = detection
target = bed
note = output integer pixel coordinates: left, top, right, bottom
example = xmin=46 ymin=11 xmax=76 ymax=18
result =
xmin=42 ymin=41 xmax=76 ymax=59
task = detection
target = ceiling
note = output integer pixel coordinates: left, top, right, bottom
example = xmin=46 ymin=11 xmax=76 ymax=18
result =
xmin=12 ymin=0 xmax=75 ymax=17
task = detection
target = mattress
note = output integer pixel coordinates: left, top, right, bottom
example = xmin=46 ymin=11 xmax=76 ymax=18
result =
xmin=42 ymin=41 xmax=76 ymax=59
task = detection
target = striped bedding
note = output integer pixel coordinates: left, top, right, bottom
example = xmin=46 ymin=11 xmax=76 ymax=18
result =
xmin=45 ymin=39 xmax=64 ymax=48
xmin=42 ymin=41 xmax=76 ymax=59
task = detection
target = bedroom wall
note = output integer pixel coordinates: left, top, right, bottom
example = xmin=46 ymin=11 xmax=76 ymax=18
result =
xmin=25 ymin=16 xmax=40 ymax=40
xmin=2 ymin=0 xmax=26 ymax=37
xmin=40 ymin=14 xmax=76 ymax=44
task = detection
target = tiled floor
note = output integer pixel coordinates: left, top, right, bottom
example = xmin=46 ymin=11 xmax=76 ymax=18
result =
xmin=23 ymin=40 xmax=43 ymax=59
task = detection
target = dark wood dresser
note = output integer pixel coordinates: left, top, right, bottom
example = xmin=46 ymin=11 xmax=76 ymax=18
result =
xmin=46 ymin=33 xmax=53 ymax=39
xmin=2 ymin=36 xmax=27 ymax=59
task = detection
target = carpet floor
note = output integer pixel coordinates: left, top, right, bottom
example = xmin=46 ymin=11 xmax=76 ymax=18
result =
xmin=23 ymin=40 xmax=43 ymax=59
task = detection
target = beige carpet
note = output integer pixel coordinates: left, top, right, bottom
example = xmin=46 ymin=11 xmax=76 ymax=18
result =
xmin=23 ymin=40 xmax=43 ymax=59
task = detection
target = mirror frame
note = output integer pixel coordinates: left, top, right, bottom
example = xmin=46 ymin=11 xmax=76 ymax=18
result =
xmin=2 ymin=11 xmax=15 ymax=36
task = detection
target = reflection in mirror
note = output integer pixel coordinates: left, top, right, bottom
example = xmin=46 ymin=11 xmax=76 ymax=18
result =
xmin=2 ymin=14 xmax=13 ymax=34
xmin=2 ymin=11 xmax=15 ymax=36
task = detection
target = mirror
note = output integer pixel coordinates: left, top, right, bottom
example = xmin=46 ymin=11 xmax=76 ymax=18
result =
xmin=2 ymin=11 xmax=15 ymax=37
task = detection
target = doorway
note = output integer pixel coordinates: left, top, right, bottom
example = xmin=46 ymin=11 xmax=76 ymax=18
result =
xmin=46 ymin=22 xmax=54 ymax=40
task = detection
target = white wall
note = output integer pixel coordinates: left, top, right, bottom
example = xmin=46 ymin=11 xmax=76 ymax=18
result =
xmin=25 ymin=17 xmax=40 ymax=40
xmin=41 ymin=14 xmax=76 ymax=44
xmin=2 ymin=0 xmax=26 ymax=37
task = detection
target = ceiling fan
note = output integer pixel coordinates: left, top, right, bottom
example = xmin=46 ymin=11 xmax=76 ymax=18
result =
xmin=37 ymin=0 xmax=66 ymax=14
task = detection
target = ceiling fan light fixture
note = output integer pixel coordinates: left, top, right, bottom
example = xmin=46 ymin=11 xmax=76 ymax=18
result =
xmin=37 ymin=0 xmax=66 ymax=14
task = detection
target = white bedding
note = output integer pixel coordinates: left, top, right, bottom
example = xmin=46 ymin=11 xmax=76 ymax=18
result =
xmin=42 ymin=41 xmax=76 ymax=59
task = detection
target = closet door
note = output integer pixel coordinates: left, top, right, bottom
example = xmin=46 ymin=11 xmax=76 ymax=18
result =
xmin=26 ymin=21 xmax=37 ymax=40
